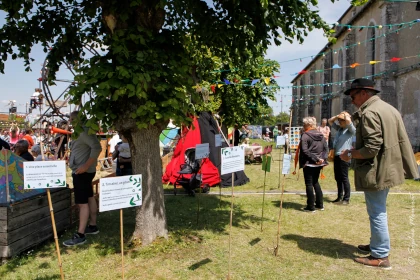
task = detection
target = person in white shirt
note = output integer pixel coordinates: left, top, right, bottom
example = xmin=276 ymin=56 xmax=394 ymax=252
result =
xmin=283 ymin=128 xmax=290 ymax=154
xmin=108 ymin=132 xmax=121 ymax=154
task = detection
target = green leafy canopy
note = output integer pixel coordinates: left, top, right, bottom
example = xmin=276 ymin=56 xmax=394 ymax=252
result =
xmin=0 ymin=0 xmax=331 ymax=133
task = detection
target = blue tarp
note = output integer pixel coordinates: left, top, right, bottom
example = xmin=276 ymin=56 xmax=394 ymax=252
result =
xmin=0 ymin=150 xmax=46 ymax=206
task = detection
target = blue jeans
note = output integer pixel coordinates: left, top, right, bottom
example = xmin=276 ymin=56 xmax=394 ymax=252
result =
xmin=364 ymin=188 xmax=390 ymax=258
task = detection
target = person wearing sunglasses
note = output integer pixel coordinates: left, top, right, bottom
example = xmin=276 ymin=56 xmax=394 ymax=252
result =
xmin=328 ymin=111 xmax=355 ymax=205
xmin=340 ymin=78 xmax=418 ymax=270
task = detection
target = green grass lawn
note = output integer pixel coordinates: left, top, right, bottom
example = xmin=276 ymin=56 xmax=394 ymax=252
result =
xmin=1 ymin=146 xmax=419 ymax=279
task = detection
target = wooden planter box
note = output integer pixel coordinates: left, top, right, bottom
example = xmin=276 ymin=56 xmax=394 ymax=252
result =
xmin=0 ymin=188 xmax=71 ymax=258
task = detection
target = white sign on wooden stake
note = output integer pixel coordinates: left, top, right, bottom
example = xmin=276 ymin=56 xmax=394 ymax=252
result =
xmin=221 ymin=146 xmax=245 ymax=175
xmin=24 ymin=161 xmax=67 ymax=189
xmin=100 ymin=175 xmax=142 ymax=212
xmin=282 ymin=154 xmax=291 ymax=175
xmin=277 ymin=136 xmax=286 ymax=146
xmin=195 ymin=143 xmax=210 ymax=159
xmin=215 ymin=134 xmax=222 ymax=147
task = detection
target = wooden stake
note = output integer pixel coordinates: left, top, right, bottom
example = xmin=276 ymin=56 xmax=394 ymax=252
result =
xmin=214 ymin=118 xmax=228 ymax=209
xmin=47 ymin=189 xmax=65 ymax=280
xmin=274 ymin=108 xmax=293 ymax=256
xmin=38 ymin=105 xmax=64 ymax=279
xmin=196 ymin=160 xmax=203 ymax=225
xmin=287 ymin=109 xmax=293 ymax=155
xmin=260 ymin=165 xmax=267 ymax=232
xmin=278 ymin=146 xmax=282 ymax=189
xmin=274 ymin=174 xmax=286 ymax=256
xmin=219 ymin=182 xmax=222 ymax=208
xmin=227 ymin=131 xmax=235 ymax=280
xmin=219 ymin=150 xmax=222 ymax=209
xmin=120 ymin=209 xmax=125 ymax=279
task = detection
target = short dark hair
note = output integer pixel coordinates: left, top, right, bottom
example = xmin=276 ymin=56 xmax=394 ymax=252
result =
xmin=15 ymin=139 xmax=29 ymax=150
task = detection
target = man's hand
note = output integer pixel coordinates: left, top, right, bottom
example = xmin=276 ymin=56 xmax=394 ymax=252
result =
xmin=75 ymin=163 xmax=89 ymax=174
xmin=340 ymin=149 xmax=351 ymax=162
xmin=316 ymin=159 xmax=324 ymax=165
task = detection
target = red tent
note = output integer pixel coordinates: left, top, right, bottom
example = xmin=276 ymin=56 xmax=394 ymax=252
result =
xmin=162 ymin=117 xmax=221 ymax=187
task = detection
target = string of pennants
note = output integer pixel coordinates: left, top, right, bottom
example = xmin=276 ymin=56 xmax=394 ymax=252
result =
xmin=278 ymin=19 xmax=420 ymax=64
xmin=208 ymin=19 xmax=419 ymax=76
xmin=289 ymin=61 xmax=420 ymax=106
xmin=289 ymin=54 xmax=419 ymax=76
xmin=204 ymin=52 xmax=419 ymax=91
xmin=327 ymin=19 xmax=420 ymax=30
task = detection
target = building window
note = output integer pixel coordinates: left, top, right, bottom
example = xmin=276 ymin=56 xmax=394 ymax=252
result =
xmin=338 ymin=49 xmax=344 ymax=86
xmin=322 ymin=52 xmax=332 ymax=119
xmin=367 ymin=23 xmax=376 ymax=79
xmin=308 ymin=68 xmax=315 ymax=116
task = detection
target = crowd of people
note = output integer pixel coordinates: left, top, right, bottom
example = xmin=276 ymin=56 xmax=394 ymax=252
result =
xmin=0 ymin=123 xmax=69 ymax=161
xmin=0 ymin=126 xmax=39 ymax=161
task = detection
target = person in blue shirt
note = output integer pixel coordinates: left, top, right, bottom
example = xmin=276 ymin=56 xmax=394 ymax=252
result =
xmin=328 ymin=111 xmax=356 ymax=205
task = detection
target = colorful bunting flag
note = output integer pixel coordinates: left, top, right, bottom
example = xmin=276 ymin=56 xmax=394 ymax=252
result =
xmin=390 ymin=57 xmax=401 ymax=62
xmin=350 ymin=63 xmax=360 ymax=68
xmin=210 ymin=85 xmax=215 ymax=93
xmin=251 ymin=79 xmax=260 ymax=86
xmin=332 ymin=64 xmax=342 ymax=69
xmin=264 ymin=78 xmax=270 ymax=85
xmin=262 ymin=155 xmax=271 ymax=172
xmin=223 ymin=79 xmax=230 ymax=85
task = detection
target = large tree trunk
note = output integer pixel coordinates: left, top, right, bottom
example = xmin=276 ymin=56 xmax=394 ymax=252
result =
xmin=129 ymin=126 xmax=167 ymax=245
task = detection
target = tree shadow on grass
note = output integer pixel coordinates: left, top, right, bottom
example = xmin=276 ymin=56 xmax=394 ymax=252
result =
xmin=281 ymin=234 xmax=358 ymax=259
xmin=0 ymin=233 xmax=66 ymax=278
xmin=271 ymin=201 xmax=303 ymax=211
xmin=165 ymin=194 xmax=269 ymax=233
xmin=1 ymin=192 xmax=273 ymax=276
xmin=56 ymin=208 xmax=136 ymax=259
xmin=33 ymin=276 xmax=61 ymax=280
xmin=188 ymin=258 xmax=212 ymax=270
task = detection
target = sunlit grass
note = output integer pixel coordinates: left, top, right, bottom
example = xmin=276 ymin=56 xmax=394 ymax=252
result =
xmin=1 ymin=145 xmax=419 ymax=279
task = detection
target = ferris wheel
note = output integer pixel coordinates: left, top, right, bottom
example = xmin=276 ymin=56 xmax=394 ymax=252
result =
xmin=32 ymin=45 xmax=99 ymax=126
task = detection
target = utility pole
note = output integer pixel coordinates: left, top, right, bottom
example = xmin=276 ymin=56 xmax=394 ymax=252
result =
xmin=280 ymin=95 xmax=283 ymax=114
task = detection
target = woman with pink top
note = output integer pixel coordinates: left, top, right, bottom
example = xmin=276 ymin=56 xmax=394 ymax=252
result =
xmin=9 ymin=125 xmax=20 ymax=147
xmin=317 ymin=118 xmax=330 ymax=143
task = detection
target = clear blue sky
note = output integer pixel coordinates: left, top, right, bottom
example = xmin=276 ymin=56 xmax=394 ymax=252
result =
xmin=0 ymin=0 xmax=350 ymax=117
xmin=266 ymin=0 xmax=350 ymax=114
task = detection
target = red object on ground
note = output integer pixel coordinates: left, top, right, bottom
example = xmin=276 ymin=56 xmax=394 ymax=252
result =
xmin=162 ymin=117 xmax=221 ymax=187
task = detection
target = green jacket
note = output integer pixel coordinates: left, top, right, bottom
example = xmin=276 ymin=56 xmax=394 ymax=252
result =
xmin=352 ymin=96 xmax=419 ymax=191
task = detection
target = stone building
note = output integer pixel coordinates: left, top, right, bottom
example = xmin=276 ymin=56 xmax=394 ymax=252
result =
xmin=291 ymin=0 xmax=420 ymax=151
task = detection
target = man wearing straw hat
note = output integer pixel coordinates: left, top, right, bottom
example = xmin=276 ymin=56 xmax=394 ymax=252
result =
xmin=340 ymin=78 xmax=419 ymax=269
xmin=63 ymin=111 xmax=102 ymax=247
